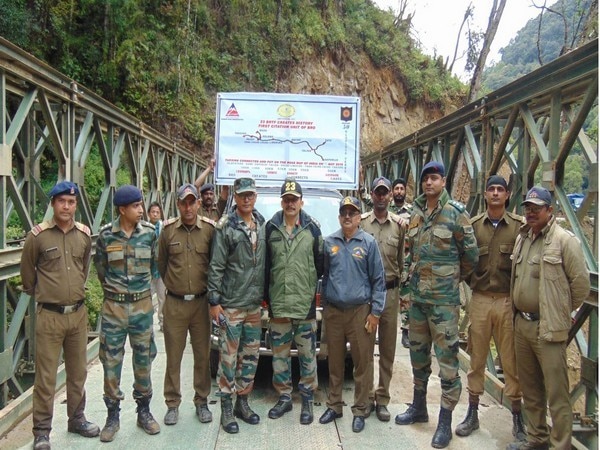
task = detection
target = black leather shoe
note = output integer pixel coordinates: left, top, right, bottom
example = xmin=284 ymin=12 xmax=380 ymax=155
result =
xmin=67 ymin=420 xmax=100 ymax=437
xmin=164 ymin=407 xmax=179 ymax=425
xmin=319 ymin=408 xmax=342 ymax=424
xmin=196 ymin=404 xmax=212 ymax=423
xmin=352 ymin=416 xmax=365 ymax=432
xmin=365 ymin=402 xmax=375 ymax=418
xmin=268 ymin=397 xmax=293 ymax=419
xmin=376 ymin=404 xmax=391 ymax=422
xmin=401 ymin=329 xmax=410 ymax=348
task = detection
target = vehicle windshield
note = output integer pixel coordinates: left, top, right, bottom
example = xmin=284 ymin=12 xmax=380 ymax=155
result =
xmin=254 ymin=189 xmax=342 ymax=236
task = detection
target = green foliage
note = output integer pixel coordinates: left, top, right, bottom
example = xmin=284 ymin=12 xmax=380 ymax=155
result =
xmin=482 ymin=0 xmax=594 ymax=91
xmin=3 ymin=0 xmax=465 ymax=149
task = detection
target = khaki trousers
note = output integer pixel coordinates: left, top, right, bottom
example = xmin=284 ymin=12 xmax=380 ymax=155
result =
xmin=515 ymin=315 xmax=572 ymax=449
xmin=368 ymin=287 xmax=399 ymax=406
xmin=324 ymin=303 xmax=375 ymax=417
xmin=163 ymin=295 xmax=211 ymax=407
xmin=33 ymin=305 xmax=88 ymax=437
xmin=466 ymin=291 xmax=521 ymax=402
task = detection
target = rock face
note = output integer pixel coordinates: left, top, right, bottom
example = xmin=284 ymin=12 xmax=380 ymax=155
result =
xmin=275 ymin=51 xmax=452 ymax=155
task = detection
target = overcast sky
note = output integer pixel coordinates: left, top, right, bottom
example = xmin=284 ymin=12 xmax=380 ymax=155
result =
xmin=373 ymin=0 xmax=541 ymax=79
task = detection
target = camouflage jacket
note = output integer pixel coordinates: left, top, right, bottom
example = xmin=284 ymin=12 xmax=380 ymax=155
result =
xmin=207 ymin=207 xmax=266 ymax=309
xmin=407 ymin=189 xmax=478 ymax=305
xmin=94 ymin=217 xmax=157 ymax=294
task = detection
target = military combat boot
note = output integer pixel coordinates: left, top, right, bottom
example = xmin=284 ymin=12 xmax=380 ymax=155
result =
xmin=135 ymin=397 xmax=160 ymax=435
xmin=431 ymin=407 xmax=453 ymax=449
xmin=395 ymin=389 xmax=429 ymax=425
xmin=512 ymin=410 xmax=527 ymax=441
xmin=100 ymin=399 xmax=120 ymax=442
xmin=455 ymin=403 xmax=479 ymax=436
xmin=220 ymin=397 xmax=239 ymax=434
xmin=234 ymin=394 xmax=260 ymax=424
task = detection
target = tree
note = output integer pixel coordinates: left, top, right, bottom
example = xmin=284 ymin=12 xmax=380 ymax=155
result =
xmin=467 ymin=0 xmax=507 ymax=102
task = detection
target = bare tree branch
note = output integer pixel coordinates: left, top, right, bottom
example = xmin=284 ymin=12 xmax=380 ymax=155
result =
xmin=467 ymin=0 xmax=507 ymax=102
xmin=447 ymin=3 xmax=473 ymax=72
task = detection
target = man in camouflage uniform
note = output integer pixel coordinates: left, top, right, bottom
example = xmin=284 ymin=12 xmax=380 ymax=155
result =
xmin=395 ymin=161 xmax=478 ymax=449
xmin=21 ymin=181 xmax=99 ymax=450
xmin=158 ymin=184 xmax=215 ymax=426
xmin=361 ymin=177 xmax=404 ymax=422
xmin=208 ymin=178 xmax=266 ymax=434
xmin=265 ymin=179 xmax=323 ymax=424
xmin=391 ymin=178 xmax=412 ymax=349
xmin=94 ymin=185 xmax=160 ymax=442
xmin=455 ymin=175 xmax=527 ymax=441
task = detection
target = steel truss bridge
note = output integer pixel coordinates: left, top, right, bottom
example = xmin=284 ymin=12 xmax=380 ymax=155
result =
xmin=0 ymin=35 xmax=598 ymax=448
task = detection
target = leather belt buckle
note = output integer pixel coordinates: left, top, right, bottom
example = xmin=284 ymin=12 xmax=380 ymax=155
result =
xmin=183 ymin=294 xmax=195 ymax=301
xmin=62 ymin=303 xmax=80 ymax=314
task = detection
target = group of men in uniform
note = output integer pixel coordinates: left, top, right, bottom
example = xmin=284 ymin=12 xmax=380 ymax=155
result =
xmin=23 ymin=159 xmax=590 ymax=449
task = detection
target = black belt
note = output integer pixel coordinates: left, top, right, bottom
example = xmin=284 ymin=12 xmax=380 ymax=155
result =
xmin=518 ymin=311 xmax=540 ymax=321
xmin=167 ymin=290 xmax=207 ymax=301
xmin=385 ymin=279 xmax=399 ymax=290
xmin=104 ymin=290 xmax=151 ymax=303
xmin=41 ymin=300 xmax=84 ymax=314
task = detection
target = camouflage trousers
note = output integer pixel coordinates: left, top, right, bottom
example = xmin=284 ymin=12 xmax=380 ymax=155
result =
xmin=217 ymin=307 xmax=261 ymax=398
xmin=99 ymin=297 xmax=157 ymax=402
xmin=270 ymin=319 xmax=318 ymax=399
xmin=409 ymin=302 xmax=461 ymax=410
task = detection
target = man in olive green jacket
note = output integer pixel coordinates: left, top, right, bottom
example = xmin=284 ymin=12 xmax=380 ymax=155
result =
xmin=265 ymin=179 xmax=323 ymax=425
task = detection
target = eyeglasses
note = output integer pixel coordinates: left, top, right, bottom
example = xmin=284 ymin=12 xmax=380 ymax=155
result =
xmin=236 ymin=192 xmax=256 ymax=200
xmin=523 ymin=205 xmax=546 ymax=213
xmin=340 ymin=210 xmax=360 ymax=218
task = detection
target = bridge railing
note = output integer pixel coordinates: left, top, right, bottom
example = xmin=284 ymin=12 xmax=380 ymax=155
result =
xmin=0 ymin=36 xmax=206 ymax=411
xmin=362 ymin=39 xmax=598 ymax=448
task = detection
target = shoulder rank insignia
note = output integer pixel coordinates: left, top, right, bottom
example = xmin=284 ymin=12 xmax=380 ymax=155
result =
xmin=199 ymin=216 xmax=216 ymax=227
xmin=448 ymin=200 xmax=466 ymax=212
xmin=74 ymin=222 xmax=91 ymax=236
xmin=31 ymin=221 xmax=51 ymax=236
xmin=163 ymin=217 xmax=179 ymax=227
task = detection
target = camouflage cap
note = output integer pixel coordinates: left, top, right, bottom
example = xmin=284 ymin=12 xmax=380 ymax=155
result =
xmin=233 ymin=177 xmax=256 ymax=194
xmin=339 ymin=196 xmax=361 ymax=213
xmin=49 ymin=181 xmax=79 ymax=198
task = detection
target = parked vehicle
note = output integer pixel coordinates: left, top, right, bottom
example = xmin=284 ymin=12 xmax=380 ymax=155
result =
xmin=209 ymin=186 xmax=343 ymax=377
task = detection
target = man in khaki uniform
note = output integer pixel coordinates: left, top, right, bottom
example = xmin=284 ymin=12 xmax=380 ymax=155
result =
xmin=455 ymin=175 xmax=526 ymax=440
xmin=360 ymin=177 xmax=404 ymax=422
xmin=21 ymin=181 xmax=100 ymax=450
xmin=158 ymin=183 xmax=215 ymax=426
xmin=509 ymin=187 xmax=590 ymax=450
xmin=193 ymin=158 xmax=228 ymax=221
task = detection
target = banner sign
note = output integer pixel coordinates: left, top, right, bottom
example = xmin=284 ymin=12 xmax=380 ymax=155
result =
xmin=215 ymin=92 xmax=360 ymax=189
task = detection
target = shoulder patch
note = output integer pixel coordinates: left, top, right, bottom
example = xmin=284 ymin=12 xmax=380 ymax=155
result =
xmin=31 ymin=222 xmax=51 ymax=236
xmin=448 ymin=200 xmax=466 ymax=213
xmin=74 ymin=222 xmax=91 ymax=236
xmin=100 ymin=222 xmax=113 ymax=233
xmin=163 ymin=217 xmax=179 ymax=227
xmin=200 ymin=216 xmax=216 ymax=227
xmin=310 ymin=216 xmax=321 ymax=228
